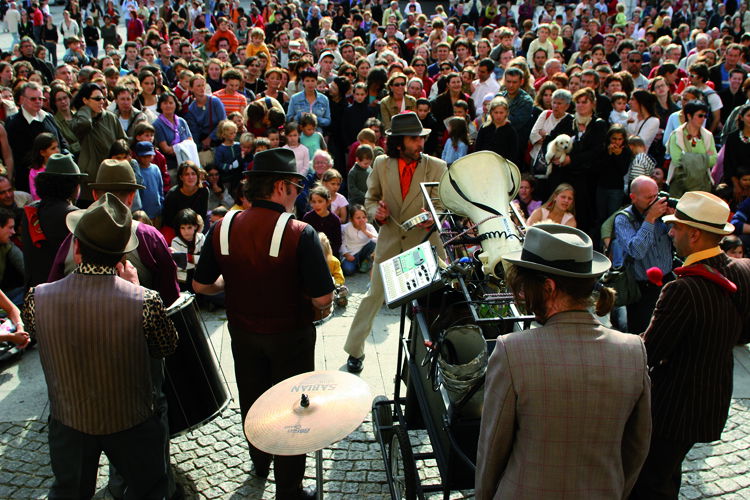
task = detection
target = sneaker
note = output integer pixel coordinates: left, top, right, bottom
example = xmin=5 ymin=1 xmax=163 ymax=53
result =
xmin=359 ymin=258 xmax=372 ymax=273
xmin=335 ymin=295 xmax=348 ymax=308
xmin=346 ymin=355 xmax=364 ymax=373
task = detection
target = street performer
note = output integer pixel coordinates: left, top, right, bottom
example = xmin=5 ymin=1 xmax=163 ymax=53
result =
xmin=193 ymin=148 xmax=333 ymax=500
xmin=343 ymin=111 xmax=447 ymax=373
xmin=632 ymin=191 xmax=750 ymax=499
xmin=22 ymin=193 xmax=178 ymax=499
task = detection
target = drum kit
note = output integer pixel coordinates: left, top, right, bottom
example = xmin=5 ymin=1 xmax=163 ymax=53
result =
xmin=244 ymin=370 xmax=372 ymax=500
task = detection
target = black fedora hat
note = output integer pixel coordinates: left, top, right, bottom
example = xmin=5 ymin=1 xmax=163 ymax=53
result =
xmin=385 ymin=111 xmax=431 ymax=137
xmin=244 ymin=148 xmax=305 ymax=179
xmin=37 ymin=153 xmax=87 ymax=178
xmin=65 ymin=193 xmax=139 ymax=255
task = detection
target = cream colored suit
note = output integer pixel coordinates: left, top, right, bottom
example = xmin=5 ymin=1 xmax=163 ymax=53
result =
xmin=343 ymin=154 xmax=447 ymax=359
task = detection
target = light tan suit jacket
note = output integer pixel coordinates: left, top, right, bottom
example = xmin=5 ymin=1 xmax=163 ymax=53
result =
xmin=475 ymin=311 xmax=652 ymax=500
xmin=364 ymin=154 xmax=447 ymax=264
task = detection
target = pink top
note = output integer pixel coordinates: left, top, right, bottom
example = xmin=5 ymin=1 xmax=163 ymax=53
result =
xmin=29 ymin=166 xmax=45 ymax=200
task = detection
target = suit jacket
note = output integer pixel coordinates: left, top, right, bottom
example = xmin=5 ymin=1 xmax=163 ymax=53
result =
xmin=643 ymin=252 xmax=750 ymax=442
xmin=709 ymin=62 xmax=747 ymax=92
xmin=476 ymin=311 xmax=651 ymax=500
xmin=5 ymin=111 xmax=68 ymax=193
xmin=365 ymin=154 xmax=447 ymax=264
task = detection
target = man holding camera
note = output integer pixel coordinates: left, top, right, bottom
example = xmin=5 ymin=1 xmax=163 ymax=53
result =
xmin=613 ymin=176 xmax=675 ymax=333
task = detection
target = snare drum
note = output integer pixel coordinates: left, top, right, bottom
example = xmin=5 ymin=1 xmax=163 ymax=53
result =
xmin=164 ymin=293 xmax=230 ymax=437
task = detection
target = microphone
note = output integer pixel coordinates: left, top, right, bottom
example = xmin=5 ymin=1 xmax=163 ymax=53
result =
xmin=646 ymin=267 xmax=664 ymax=287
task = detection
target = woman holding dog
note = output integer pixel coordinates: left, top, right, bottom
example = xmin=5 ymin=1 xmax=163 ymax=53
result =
xmin=545 ymin=87 xmax=608 ymax=235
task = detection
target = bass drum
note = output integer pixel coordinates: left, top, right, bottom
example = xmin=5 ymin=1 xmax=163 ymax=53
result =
xmin=164 ymin=293 xmax=230 ymax=437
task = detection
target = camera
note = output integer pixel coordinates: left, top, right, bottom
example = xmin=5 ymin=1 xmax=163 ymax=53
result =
xmin=658 ymin=191 xmax=679 ymax=209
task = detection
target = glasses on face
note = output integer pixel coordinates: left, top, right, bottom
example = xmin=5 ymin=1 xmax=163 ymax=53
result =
xmin=413 ymin=63 xmax=426 ymax=67
xmin=695 ymin=113 xmax=707 ymax=118
xmin=343 ymin=71 xmax=355 ymax=76
xmin=285 ymin=179 xmax=304 ymax=193
xmin=391 ymin=81 xmax=406 ymax=87
xmin=88 ymin=96 xmax=106 ymax=101
xmin=26 ymin=96 xmax=46 ymax=101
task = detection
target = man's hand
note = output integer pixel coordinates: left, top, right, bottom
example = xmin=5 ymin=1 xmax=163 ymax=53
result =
xmin=375 ymin=200 xmax=390 ymax=222
xmin=644 ymin=197 xmax=669 ymax=224
xmin=417 ymin=208 xmax=434 ymax=230
xmin=116 ymin=259 xmax=140 ymax=285
xmin=344 ymin=253 xmax=355 ymax=262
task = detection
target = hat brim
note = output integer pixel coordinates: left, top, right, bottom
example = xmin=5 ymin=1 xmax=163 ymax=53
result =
xmin=66 ymin=210 xmax=140 ymax=255
xmin=385 ymin=128 xmax=431 ymax=137
xmin=37 ymin=171 xmax=87 ymax=178
xmin=662 ymin=214 xmax=734 ymax=235
xmin=243 ymin=170 xmax=306 ymax=179
xmin=503 ymin=250 xmax=611 ymax=278
xmin=88 ymin=182 xmax=145 ymax=191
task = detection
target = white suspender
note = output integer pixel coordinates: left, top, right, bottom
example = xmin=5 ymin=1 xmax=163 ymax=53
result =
xmin=219 ymin=210 xmax=239 ymax=255
xmin=269 ymin=212 xmax=293 ymax=257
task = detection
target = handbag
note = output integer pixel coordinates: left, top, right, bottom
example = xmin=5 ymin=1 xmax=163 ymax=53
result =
xmin=605 ymin=258 xmax=642 ymax=307
xmin=530 ymin=111 xmax=554 ymax=177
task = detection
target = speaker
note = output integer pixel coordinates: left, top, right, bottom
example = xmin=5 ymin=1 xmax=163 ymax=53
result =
xmin=438 ymin=151 xmax=522 ymax=278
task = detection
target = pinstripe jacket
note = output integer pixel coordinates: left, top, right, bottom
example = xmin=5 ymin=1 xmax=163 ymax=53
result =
xmin=643 ymin=252 xmax=750 ymax=442
xmin=475 ymin=311 xmax=652 ymax=500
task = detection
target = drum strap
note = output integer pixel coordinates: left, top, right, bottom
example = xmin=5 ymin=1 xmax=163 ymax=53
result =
xmin=269 ymin=212 xmax=293 ymax=258
xmin=219 ymin=210 xmax=239 ymax=255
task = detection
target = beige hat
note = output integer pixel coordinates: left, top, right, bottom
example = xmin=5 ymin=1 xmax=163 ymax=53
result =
xmin=662 ymin=191 xmax=734 ymax=235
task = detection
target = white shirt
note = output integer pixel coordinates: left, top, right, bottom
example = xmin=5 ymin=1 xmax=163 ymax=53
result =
xmin=22 ymin=107 xmax=47 ymax=125
xmin=5 ymin=9 xmax=20 ymax=33
xmin=626 ymin=113 xmax=660 ymax=149
xmin=340 ymin=222 xmax=378 ymax=256
xmin=471 ymin=76 xmax=500 ymax=106
xmin=60 ymin=19 xmax=80 ymax=38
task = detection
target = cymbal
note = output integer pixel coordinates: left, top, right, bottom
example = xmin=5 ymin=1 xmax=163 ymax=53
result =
xmin=244 ymin=370 xmax=371 ymax=456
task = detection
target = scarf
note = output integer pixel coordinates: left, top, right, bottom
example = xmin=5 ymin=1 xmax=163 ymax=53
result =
xmin=158 ymin=114 xmax=182 ymax=145
xmin=574 ymin=112 xmax=592 ymax=129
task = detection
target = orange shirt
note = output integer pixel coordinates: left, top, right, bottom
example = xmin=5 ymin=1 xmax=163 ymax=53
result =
xmin=397 ymin=157 xmax=417 ymax=200
xmin=213 ymin=88 xmax=248 ymax=115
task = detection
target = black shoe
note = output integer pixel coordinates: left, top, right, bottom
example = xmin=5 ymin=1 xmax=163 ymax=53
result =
xmin=169 ymin=483 xmax=185 ymax=500
xmin=298 ymin=486 xmax=316 ymax=499
xmin=346 ymin=355 xmax=364 ymax=374
xmin=253 ymin=459 xmax=270 ymax=478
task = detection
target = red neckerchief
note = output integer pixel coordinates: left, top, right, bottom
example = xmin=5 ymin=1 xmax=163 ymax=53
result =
xmin=397 ymin=157 xmax=417 ymax=200
xmin=674 ymin=263 xmax=737 ymax=293
xmin=23 ymin=205 xmax=46 ymax=248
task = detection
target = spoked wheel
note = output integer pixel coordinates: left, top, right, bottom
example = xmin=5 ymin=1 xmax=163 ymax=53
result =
xmin=372 ymin=395 xmax=394 ymax=445
xmin=389 ymin=424 xmax=419 ymax=500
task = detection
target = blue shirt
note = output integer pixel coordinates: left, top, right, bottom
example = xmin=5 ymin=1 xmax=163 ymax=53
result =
xmin=139 ymin=163 xmax=164 ymax=219
xmin=613 ymin=206 xmax=673 ymax=280
xmin=185 ymin=96 xmax=226 ymax=142
xmin=153 ymin=116 xmax=192 ymax=147
xmin=287 ymin=91 xmax=331 ymax=128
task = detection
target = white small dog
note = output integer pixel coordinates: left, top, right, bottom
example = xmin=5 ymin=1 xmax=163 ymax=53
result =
xmin=544 ymin=134 xmax=573 ymax=176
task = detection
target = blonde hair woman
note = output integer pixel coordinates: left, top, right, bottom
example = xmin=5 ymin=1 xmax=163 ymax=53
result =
xmin=526 ymin=183 xmax=577 ymax=227
xmin=475 ymin=96 xmax=519 ymax=164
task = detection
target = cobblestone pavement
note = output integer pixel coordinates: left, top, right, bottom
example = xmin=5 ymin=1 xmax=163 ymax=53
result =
xmin=1 ymin=270 xmax=750 ymax=498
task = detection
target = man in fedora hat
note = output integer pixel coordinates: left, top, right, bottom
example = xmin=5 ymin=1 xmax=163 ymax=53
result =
xmin=632 ymin=192 xmax=750 ymax=499
xmin=20 ymin=153 xmax=86 ymax=288
xmin=476 ymin=224 xmax=651 ymax=499
xmin=47 ymin=158 xmax=181 ymax=499
xmin=49 ymin=158 xmax=180 ymax=307
xmin=22 ymin=193 xmax=178 ymax=499
xmin=194 ymin=148 xmax=333 ymax=499
xmin=343 ymin=111 xmax=447 ymax=373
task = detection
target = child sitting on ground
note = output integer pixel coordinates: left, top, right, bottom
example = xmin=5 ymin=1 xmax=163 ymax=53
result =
xmin=340 ymin=204 xmax=378 ymax=275
xmin=319 ymin=232 xmax=348 ymax=307
xmin=348 ymin=144 xmax=374 ymax=206
xmin=170 ymin=208 xmax=205 ymax=292
xmin=239 ymin=132 xmax=254 ymax=171
xmin=302 ymin=185 xmax=342 ymax=256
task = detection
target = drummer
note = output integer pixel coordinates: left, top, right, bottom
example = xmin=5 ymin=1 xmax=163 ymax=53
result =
xmin=193 ymin=148 xmax=333 ymax=500
xmin=475 ymin=224 xmax=651 ymax=499
xmin=22 ymin=194 xmax=178 ymax=499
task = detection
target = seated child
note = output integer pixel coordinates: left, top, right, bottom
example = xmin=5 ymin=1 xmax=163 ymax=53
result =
xmin=170 ymin=208 xmax=205 ymax=291
xmin=347 ymin=144 xmax=374 ymax=206
xmin=340 ymin=204 xmax=378 ymax=275
xmin=720 ymin=234 xmax=745 ymax=259
xmin=302 ymin=185 xmax=342 ymax=256
xmin=239 ymin=132 xmax=254 ymax=171
xmin=319 ymin=232 xmax=348 ymax=307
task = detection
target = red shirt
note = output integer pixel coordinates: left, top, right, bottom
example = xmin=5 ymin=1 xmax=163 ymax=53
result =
xmin=398 ymin=157 xmax=417 ymax=200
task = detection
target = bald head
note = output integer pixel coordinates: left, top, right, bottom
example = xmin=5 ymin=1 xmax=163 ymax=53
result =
xmin=630 ymin=175 xmax=657 ymax=195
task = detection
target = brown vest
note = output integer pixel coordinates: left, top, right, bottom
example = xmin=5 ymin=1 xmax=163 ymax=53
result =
xmin=213 ymin=205 xmax=313 ymax=333
xmin=35 ymin=272 xmax=154 ymax=435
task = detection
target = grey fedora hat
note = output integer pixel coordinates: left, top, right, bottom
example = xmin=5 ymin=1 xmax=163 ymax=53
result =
xmin=385 ymin=111 xmax=431 ymax=137
xmin=503 ymin=224 xmax=611 ymax=278
xmin=89 ymin=159 xmax=145 ymax=191
xmin=37 ymin=153 xmax=87 ymax=178
xmin=244 ymin=148 xmax=305 ymax=179
xmin=66 ymin=192 xmax=139 ymax=255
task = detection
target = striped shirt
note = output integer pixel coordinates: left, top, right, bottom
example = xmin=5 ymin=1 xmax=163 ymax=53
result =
xmin=613 ymin=206 xmax=673 ymax=280
xmin=213 ymin=88 xmax=248 ymax=115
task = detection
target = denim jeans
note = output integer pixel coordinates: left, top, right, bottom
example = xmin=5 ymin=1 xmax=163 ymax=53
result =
xmin=341 ymin=240 xmax=376 ymax=276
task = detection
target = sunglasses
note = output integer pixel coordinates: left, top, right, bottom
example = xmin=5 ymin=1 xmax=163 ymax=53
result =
xmin=343 ymin=71 xmax=355 ymax=76
xmin=391 ymin=81 xmax=406 ymax=86
xmin=285 ymin=179 xmax=304 ymax=193
xmin=88 ymin=96 xmax=106 ymax=101
xmin=413 ymin=63 xmax=426 ymax=67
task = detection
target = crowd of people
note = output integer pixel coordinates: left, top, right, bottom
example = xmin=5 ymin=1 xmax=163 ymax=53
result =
xmin=0 ymin=0 xmax=749 ymax=498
